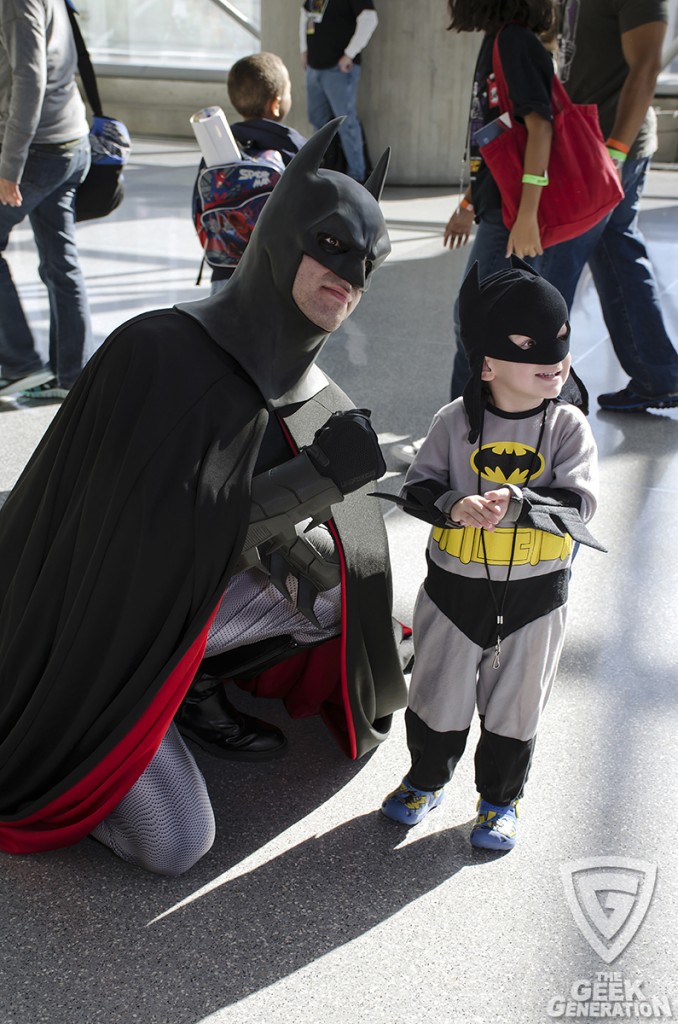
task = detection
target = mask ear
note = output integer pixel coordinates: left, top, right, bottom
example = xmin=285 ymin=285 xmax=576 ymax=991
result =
xmin=562 ymin=365 xmax=589 ymax=415
xmin=510 ymin=254 xmax=538 ymax=276
xmin=459 ymin=260 xmax=482 ymax=305
xmin=363 ymin=148 xmax=391 ymax=201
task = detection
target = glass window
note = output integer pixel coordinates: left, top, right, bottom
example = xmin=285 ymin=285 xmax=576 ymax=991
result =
xmin=76 ymin=0 xmax=260 ymax=72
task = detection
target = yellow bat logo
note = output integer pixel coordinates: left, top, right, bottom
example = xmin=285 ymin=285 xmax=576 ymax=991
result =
xmin=471 ymin=441 xmax=545 ymax=485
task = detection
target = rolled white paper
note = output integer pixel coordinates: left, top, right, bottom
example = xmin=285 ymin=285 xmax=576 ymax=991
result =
xmin=190 ymin=106 xmax=241 ymax=166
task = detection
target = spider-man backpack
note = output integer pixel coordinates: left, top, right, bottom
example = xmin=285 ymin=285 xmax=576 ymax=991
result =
xmin=191 ymin=149 xmax=285 ymax=274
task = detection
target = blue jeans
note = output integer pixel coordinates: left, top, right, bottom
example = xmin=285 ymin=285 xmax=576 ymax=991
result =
xmin=0 ymin=136 xmax=92 ymax=388
xmin=449 ymin=208 xmax=539 ymax=400
xmin=538 ymin=157 xmax=678 ymax=397
xmin=306 ymin=63 xmax=365 ymax=181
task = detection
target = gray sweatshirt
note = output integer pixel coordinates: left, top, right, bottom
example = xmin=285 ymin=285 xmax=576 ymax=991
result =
xmin=0 ymin=0 xmax=88 ymax=182
xmin=403 ymin=398 xmax=599 ymax=583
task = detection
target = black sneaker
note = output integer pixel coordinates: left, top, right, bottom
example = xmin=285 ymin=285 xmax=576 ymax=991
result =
xmin=0 ymin=368 xmax=52 ymax=398
xmin=597 ymin=387 xmax=678 ymax=412
xmin=20 ymin=377 xmax=70 ymax=400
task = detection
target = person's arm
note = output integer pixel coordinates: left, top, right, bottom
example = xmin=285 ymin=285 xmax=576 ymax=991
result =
xmin=607 ymin=20 xmax=666 ymax=152
xmin=0 ymin=2 xmax=48 ymax=200
xmin=498 ymin=25 xmax=554 ymax=257
xmin=443 ymin=189 xmax=475 ymax=249
xmin=379 ymin=482 xmax=512 ymax=530
xmin=339 ymin=8 xmax=378 ymax=70
xmin=515 ymin=410 xmax=604 ymax=550
xmin=300 ymin=6 xmax=308 ymax=69
xmin=390 ymin=408 xmax=483 ymax=527
xmin=505 ymin=112 xmax=553 ymax=258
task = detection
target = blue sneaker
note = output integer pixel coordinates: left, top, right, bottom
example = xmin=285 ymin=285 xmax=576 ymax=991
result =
xmin=470 ymin=798 xmax=519 ymax=850
xmin=381 ymin=778 xmax=444 ymax=825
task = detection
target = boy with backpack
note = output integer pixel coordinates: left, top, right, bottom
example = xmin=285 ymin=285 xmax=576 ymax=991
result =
xmin=192 ymin=52 xmax=306 ymax=293
xmin=379 ymin=259 xmax=604 ymax=851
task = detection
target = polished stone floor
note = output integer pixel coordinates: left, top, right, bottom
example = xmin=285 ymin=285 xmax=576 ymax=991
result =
xmin=0 ymin=140 xmax=676 ymax=1024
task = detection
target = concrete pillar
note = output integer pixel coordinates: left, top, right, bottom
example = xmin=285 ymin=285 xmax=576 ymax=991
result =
xmin=261 ymin=0 xmax=481 ymax=185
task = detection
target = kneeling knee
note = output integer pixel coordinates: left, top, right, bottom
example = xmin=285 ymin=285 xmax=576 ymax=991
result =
xmin=143 ymin=807 xmax=216 ymax=877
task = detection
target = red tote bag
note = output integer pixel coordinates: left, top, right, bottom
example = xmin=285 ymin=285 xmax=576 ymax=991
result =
xmin=479 ymin=31 xmax=624 ymax=248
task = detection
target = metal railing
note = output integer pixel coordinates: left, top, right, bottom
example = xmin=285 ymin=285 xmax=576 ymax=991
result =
xmin=207 ymin=0 xmax=260 ymax=40
xmin=88 ymin=0 xmax=260 ymax=79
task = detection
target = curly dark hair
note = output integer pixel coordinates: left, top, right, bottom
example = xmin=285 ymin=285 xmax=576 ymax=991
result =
xmin=447 ymin=0 xmax=555 ymax=34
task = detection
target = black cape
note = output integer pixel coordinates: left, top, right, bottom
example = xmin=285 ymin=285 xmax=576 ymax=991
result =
xmin=0 ymin=310 xmax=406 ymax=852
xmin=0 ymin=119 xmax=406 ymax=853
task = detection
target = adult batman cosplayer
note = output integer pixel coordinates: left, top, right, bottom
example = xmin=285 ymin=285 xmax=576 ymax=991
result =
xmin=0 ymin=120 xmax=408 ymax=872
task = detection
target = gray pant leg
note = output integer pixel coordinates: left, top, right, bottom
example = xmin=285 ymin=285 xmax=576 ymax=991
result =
xmin=473 ymin=606 xmax=568 ymax=804
xmin=477 ymin=605 xmax=567 ymax=741
xmin=91 ymin=723 xmax=215 ymax=876
xmin=407 ymin=587 xmax=481 ymax=732
xmin=405 ymin=587 xmax=480 ymax=790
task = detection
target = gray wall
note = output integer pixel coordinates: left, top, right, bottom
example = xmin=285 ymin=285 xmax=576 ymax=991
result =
xmin=263 ymin=0 xmax=480 ymax=185
xmin=89 ymin=76 xmax=238 ymax=139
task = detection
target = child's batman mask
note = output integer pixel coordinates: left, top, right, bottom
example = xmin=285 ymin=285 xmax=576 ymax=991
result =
xmin=457 ymin=258 xmax=585 ymax=442
xmin=459 ymin=258 xmax=570 ymax=369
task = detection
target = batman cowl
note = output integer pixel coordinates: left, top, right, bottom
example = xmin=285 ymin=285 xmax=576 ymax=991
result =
xmin=177 ymin=118 xmax=391 ymax=404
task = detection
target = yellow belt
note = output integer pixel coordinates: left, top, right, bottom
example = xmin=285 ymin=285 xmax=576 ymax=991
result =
xmin=431 ymin=525 xmax=572 ymax=566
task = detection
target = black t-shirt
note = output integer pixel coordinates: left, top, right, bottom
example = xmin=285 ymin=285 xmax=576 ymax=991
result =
xmin=303 ymin=0 xmax=375 ymax=69
xmin=558 ymin=0 xmax=667 ymax=160
xmin=469 ymin=24 xmax=554 ymax=218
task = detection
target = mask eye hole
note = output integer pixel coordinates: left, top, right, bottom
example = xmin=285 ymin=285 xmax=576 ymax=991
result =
xmin=365 ymin=259 xmax=373 ymax=276
xmin=509 ymin=334 xmax=536 ymax=350
xmin=317 ymin=233 xmax=349 ymax=254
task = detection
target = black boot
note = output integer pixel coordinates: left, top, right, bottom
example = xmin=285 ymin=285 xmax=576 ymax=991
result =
xmin=176 ymin=674 xmax=287 ymax=761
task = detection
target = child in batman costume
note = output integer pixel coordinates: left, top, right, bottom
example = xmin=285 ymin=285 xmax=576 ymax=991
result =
xmin=0 ymin=119 xmax=408 ymax=875
xmin=380 ymin=259 xmax=604 ymax=850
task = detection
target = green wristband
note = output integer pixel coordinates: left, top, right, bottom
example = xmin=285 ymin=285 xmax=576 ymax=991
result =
xmin=521 ymin=172 xmax=549 ymax=186
xmin=606 ymin=147 xmax=628 ymax=163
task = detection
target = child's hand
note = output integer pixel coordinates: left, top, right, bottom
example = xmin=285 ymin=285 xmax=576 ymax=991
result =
xmin=506 ymin=211 xmax=543 ymax=258
xmin=449 ymin=488 xmax=512 ymax=531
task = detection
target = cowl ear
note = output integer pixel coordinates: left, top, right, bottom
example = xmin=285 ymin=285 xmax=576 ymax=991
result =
xmin=363 ymin=148 xmax=391 ymax=201
xmin=290 ymin=117 xmax=344 ymax=178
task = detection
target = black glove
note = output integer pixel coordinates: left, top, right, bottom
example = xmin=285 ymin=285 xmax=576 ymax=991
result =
xmin=519 ymin=491 xmax=607 ymax=552
xmin=304 ymin=409 xmax=386 ymax=495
